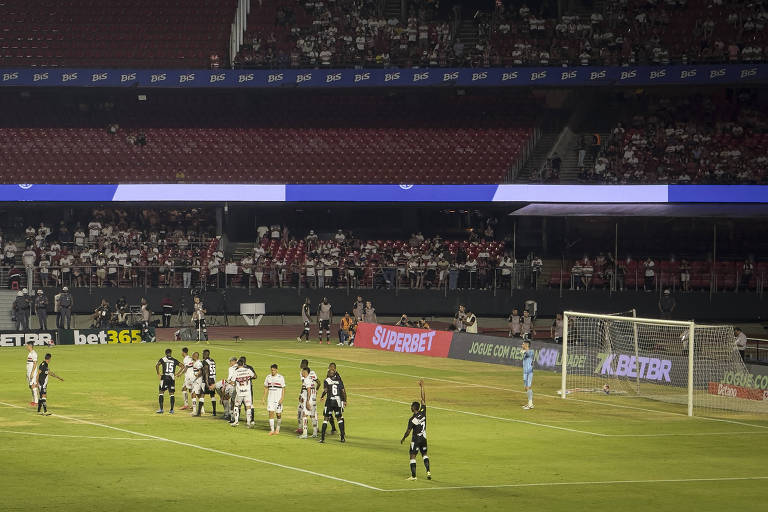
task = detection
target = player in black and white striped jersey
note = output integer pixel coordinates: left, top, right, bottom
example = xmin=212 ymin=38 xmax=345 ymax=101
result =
xmin=319 ymin=364 xmax=346 ymax=443
xmin=36 ymin=353 xmax=63 ymax=416
xmin=400 ymin=379 xmax=430 ymax=480
xmin=155 ymin=348 xmax=184 ymax=414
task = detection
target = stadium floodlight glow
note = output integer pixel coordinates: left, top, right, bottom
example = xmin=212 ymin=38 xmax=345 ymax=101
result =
xmin=560 ymin=311 xmax=766 ymax=418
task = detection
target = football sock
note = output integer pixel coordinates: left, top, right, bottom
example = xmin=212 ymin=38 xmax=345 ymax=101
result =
xmin=246 ymin=408 xmax=253 ymax=425
xmin=329 ymin=416 xmax=336 ymax=431
xmin=211 ymin=401 xmax=216 ymax=415
xmin=170 ymin=396 xmax=175 ymax=410
xmin=198 ymin=398 xmax=205 ymax=415
xmin=312 ymin=416 xmax=318 ymax=435
xmin=338 ymin=418 xmax=345 ymax=437
xmin=37 ymin=399 xmax=42 ymax=412
xmin=158 ymin=394 xmax=164 ymax=410
xmin=423 ymin=456 xmax=430 ymax=471
xmin=410 ymin=460 xmax=417 ymax=477
xmin=527 ymin=390 xmax=533 ymax=405
xmin=183 ymin=391 xmax=189 ymax=406
xmin=269 ymin=418 xmax=275 ymax=432
xmin=32 ymin=387 xmax=39 ymax=403
xmin=302 ymin=415 xmax=308 ymax=436
xmin=321 ymin=421 xmax=328 ymax=441
xmin=232 ymin=406 xmax=240 ymax=424
xmin=192 ymin=398 xmax=197 ymax=412
xmin=40 ymin=398 xmax=47 ymax=413
xmin=276 ymin=417 xmax=282 ymax=431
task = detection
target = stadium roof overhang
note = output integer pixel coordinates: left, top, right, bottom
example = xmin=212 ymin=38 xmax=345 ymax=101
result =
xmin=509 ymin=203 xmax=768 ymax=218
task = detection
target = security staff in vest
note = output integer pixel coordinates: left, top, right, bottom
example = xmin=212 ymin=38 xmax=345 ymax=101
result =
xmin=13 ymin=291 xmax=30 ymax=331
xmin=59 ymin=286 xmax=73 ymax=329
xmin=34 ymin=289 xmax=49 ymax=330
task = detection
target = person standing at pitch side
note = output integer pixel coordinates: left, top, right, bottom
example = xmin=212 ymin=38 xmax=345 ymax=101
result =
xmin=317 ymin=297 xmax=333 ymax=344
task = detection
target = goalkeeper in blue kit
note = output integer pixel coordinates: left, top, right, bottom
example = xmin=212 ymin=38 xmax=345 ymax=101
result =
xmin=522 ymin=340 xmax=534 ymax=410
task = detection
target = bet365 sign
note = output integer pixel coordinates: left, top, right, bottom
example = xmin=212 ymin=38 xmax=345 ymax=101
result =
xmin=69 ymin=329 xmax=143 ymax=345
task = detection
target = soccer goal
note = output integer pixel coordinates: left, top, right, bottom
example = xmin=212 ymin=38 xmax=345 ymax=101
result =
xmin=560 ymin=311 xmax=768 ymax=417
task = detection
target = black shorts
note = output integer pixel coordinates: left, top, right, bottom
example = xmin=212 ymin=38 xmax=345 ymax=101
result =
xmin=409 ymin=437 xmax=428 ymax=455
xmin=159 ymin=375 xmax=175 ymax=393
xmin=323 ymin=399 xmax=343 ymax=418
xmin=320 ymin=320 xmax=330 ymax=331
xmin=303 ymin=321 xmax=310 ymax=330
xmin=38 ymin=385 xmax=47 ymax=396
xmin=206 ymin=380 xmax=216 ymax=397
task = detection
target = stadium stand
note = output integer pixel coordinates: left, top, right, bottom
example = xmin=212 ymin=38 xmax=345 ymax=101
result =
xmin=0 ymin=91 xmax=538 ymax=184
xmin=0 ymin=0 xmax=233 ymax=68
xmin=234 ymin=0 xmax=768 ymax=68
xmin=578 ymin=91 xmax=768 ymax=184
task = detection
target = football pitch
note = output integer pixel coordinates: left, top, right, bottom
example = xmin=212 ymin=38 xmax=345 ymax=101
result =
xmin=2 ymin=340 xmax=768 ymax=512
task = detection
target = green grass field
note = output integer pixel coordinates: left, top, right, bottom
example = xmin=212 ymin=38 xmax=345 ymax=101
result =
xmin=2 ymin=340 xmax=768 ymax=512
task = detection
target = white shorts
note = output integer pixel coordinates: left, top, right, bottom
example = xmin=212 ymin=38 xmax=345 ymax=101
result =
xmin=234 ymin=393 xmax=252 ymax=408
xmin=303 ymin=400 xmax=317 ymax=417
xmin=191 ymin=378 xmax=205 ymax=395
xmin=267 ymin=399 xmax=283 ymax=413
xmin=184 ymin=376 xmax=194 ymax=389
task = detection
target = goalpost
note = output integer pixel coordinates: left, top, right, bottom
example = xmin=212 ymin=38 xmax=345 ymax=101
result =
xmin=560 ymin=311 xmax=767 ymax=417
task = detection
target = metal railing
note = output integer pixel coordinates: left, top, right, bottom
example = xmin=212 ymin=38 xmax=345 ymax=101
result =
xmin=549 ymin=263 xmax=766 ymax=298
xmin=746 ymin=338 xmax=768 ymax=365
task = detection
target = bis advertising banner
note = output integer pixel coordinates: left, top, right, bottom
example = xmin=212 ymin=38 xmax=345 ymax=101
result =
xmin=354 ymin=322 xmax=453 ymax=357
xmin=58 ymin=328 xmax=144 ymax=345
xmin=0 ymin=331 xmax=58 ymax=347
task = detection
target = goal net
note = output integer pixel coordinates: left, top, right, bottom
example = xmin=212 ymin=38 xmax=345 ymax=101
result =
xmin=561 ymin=311 xmax=768 ymax=417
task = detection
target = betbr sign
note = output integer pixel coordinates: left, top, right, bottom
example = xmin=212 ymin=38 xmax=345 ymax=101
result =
xmin=0 ymin=331 xmax=57 ymax=347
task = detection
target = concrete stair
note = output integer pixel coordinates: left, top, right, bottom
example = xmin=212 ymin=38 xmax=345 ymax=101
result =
xmin=515 ymin=132 xmax=559 ymax=182
xmin=0 ymin=290 xmax=19 ymax=330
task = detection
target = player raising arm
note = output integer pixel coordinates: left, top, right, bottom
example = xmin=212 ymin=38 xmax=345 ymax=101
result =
xmin=400 ymin=379 xmax=430 ymax=481
xmin=155 ymin=348 xmax=185 ymax=414
xmin=36 ymin=353 xmax=63 ymax=416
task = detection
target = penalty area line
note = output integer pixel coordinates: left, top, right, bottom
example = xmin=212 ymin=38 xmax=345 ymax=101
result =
xmin=0 ymin=401 xmax=382 ymax=492
xmin=382 ymin=475 xmax=768 ymax=492
xmin=354 ymin=393 xmax=607 ymax=436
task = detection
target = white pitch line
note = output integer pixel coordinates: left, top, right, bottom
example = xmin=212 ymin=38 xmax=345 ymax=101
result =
xmin=0 ymin=429 xmax=159 ymax=441
xmin=382 ymin=475 xmax=768 ymax=492
xmin=354 ymin=393 xmax=607 ymax=436
xmin=606 ymin=431 xmax=768 ymax=437
xmin=0 ymin=401 xmax=382 ymax=492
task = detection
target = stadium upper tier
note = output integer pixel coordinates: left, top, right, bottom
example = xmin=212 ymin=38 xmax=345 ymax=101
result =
xmin=0 ymin=0 xmax=233 ymax=69
xmin=0 ymin=92 xmax=537 ymax=184
xmin=236 ymin=0 xmax=767 ymax=69
xmin=1 ymin=0 xmax=764 ymax=70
